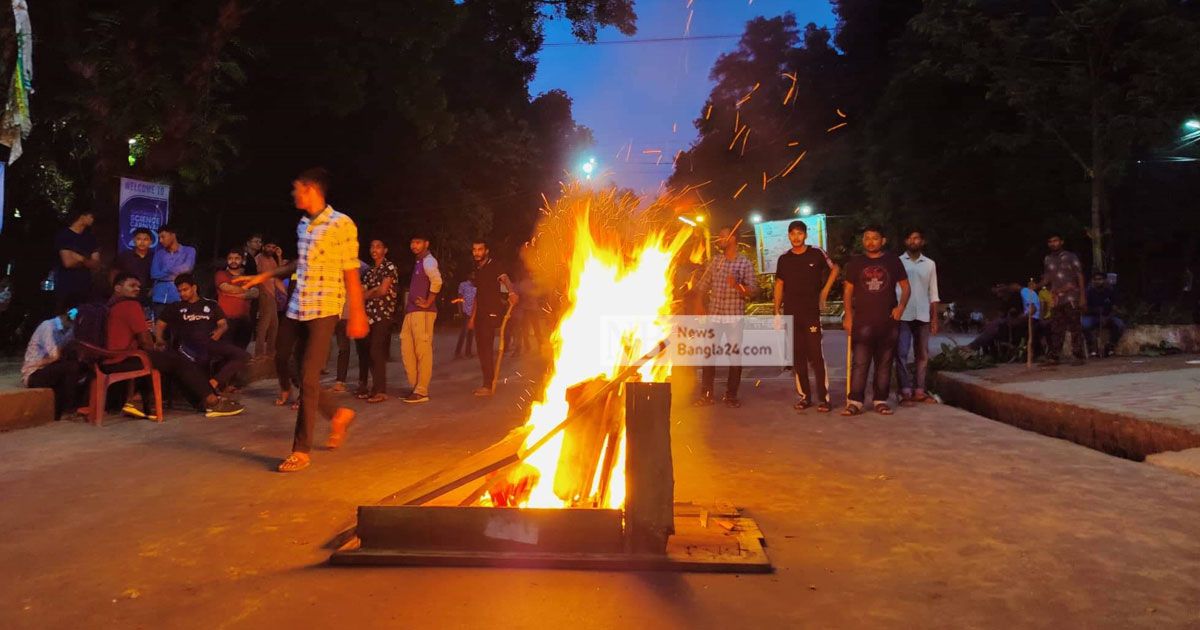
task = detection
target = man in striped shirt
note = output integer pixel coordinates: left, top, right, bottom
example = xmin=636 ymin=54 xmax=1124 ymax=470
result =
xmin=238 ymin=168 xmax=367 ymax=472
xmin=694 ymin=225 xmax=756 ymax=408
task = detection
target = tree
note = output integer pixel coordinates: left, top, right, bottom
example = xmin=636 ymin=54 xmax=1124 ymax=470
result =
xmin=910 ymin=0 xmax=1200 ymax=272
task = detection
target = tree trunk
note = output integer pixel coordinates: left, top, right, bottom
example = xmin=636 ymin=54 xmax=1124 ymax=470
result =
xmin=1089 ymin=98 xmax=1105 ymax=273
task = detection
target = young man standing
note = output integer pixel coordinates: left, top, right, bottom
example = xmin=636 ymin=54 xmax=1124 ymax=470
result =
xmin=1083 ymin=272 xmax=1124 ymax=357
xmin=53 ymin=209 xmax=100 ymax=311
xmin=113 ymin=227 xmax=155 ymax=307
xmin=1040 ymin=232 xmax=1086 ymax=365
xmin=237 ymin=168 xmax=366 ymax=472
xmin=842 ymin=225 xmax=910 ymax=416
xmin=215 ymin=249 xmax=254 ymax=349
xmin=894 ymin=228 xmax=940 ymax=404
xmin=242 ymin=234 xmax=263 ymax=276
xmin=22 ymin=308 xmax=87 ymax=421
xmin=156 ymin=273 xmax=250 ymax=395
xmin=694 ymin=225 xmax=756 ymax=408
xmin=773 ymin=220 xmax=839 ymax=412
xmin=468 ymin=239 xmax=517 ymax=397
xmin=105 ymin=273 xmax=244 ymax=419
xmin=150 ymin=224 xmax=196 ymax=316
xmin=400 ymin=232 xmax=443 ymax=403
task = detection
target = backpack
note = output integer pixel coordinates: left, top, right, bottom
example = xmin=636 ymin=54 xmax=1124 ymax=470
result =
xmin=73 ymin=300 xmax=110 ymax=349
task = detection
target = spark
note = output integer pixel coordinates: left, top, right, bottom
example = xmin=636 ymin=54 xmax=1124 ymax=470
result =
xmin=728 ymin=125 xmax=747 ymax=150
xmin=782 ymin=72 xmax=797 ymax=105
xmin=826 ymin=122 xmax=848 ymax=133
xmin=734 ymin=111 xmax=740 ymax=134
xmin=705 ymin=104 xmax=713 ymax=120
xmin=735 ymin=82 xmax=760 ymax=109
xmin=779 ymin=151 xmax=808 ymax=178
xmin=733 ymin=183 xmax=748 ymax=199
xmin=673 ymin=149 xmax=683 ymax=165
xmin=740 ymin=128 xmax=750 ymax=156
xmin=836 ymin=108 xmax=847 ymax=118
xmin=762 ymin=171 xmax=768 ymax=190
xmin=672 ymin=122 xmax=678 ymax=134
xmin=684 ymin=10 xmax=693 ymax=36
xmin=642 ymin=149 xmax=662 ymax=155
xmin=787 ymin=141 xmax=800 ymax=147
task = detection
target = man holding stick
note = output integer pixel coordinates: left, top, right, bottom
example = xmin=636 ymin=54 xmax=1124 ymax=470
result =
xmin=236 ymin=168 xmax=367 ymax=472
xmin=468 ymin=239 xmax=517 ymax=397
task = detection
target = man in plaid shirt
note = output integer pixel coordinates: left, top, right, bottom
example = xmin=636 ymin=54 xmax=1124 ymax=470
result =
xmin=238 ymin=168 xmax=368 ymax=472
xmin=693 ymin=225 xmax=756 ymax=407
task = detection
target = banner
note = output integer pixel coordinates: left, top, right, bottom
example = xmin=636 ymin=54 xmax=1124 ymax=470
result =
xmin=754 ymin=215 xmax=827 ymax=275
xmin=118 ymin=177 xmax=170 ymax=251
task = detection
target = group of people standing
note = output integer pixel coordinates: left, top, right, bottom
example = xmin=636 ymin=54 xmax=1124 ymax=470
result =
xmin=692 ymin=220 xmax=941 ymax=416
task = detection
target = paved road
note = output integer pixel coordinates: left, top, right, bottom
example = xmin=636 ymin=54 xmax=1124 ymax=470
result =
xmin=0 ymin=328 xmax=1197 ymax=629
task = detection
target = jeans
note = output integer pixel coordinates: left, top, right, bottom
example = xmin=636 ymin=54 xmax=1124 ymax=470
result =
xmin=1082 ymin=314 xmax=1125 ymax=351
xmin=27 ymin=359 xmax=88 ymax=419
xmin=700 ymin=319 xmax=744 ymax=398
xmin=791 ymin=320 xmax=828 ymax=405
xmin=400 ymin=311 xmax=437 ymax=395
xmin=848 ymin=320 xmax=900 ymax=406
xmin=354 ymin=320 xmax=391 ymax=395
xmin=895 ymin=320 xmax=931 ymax=395
xmin=475 ymin=312 xmax=501 ymax=388
xmin=290 ymin=315 xmax=340 ymax=454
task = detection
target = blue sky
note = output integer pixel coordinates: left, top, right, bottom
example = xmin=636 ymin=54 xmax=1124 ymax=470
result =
xmin=530 ymin=0 xmax=837 ymax=193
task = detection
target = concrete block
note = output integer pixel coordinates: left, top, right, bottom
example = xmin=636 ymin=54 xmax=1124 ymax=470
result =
xmin=1145 ymin=448 xmax=1200 ymax=478
xmin=1116 ymin=325 xmax=1200 ymax=356
xmin=0 ymin=387 xmax=55 ymax=431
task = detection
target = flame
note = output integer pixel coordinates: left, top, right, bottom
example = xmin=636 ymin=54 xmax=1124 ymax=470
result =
xmin=514 ymin=186 xmax=693 ymax=509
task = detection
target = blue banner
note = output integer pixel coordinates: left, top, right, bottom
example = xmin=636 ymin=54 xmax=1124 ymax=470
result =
xmin=118 ymin=177 xmax=170 ymax=251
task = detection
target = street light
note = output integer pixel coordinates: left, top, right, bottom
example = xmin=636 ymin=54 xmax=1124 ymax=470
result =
xmin=580 ymin=156 xmax=597 ymax=180
xmin=1185 ymin=119 xmax=1200 ymax=131
xmin=797 ymin=203 xmax=814 ymax=216
xmin=750 ymin=212 xmax=763 ymax=224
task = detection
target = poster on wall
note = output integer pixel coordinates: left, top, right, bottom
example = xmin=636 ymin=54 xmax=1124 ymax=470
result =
xmin=753 ymin=215 xmax=827 ymax=275
xmin=118 ymin=177 xmax=170 ymax=251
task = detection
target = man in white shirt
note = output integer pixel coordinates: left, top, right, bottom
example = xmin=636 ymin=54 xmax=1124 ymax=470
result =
xmin=895 ymin=228 xmax=940 ymax=403
xmin=22 ymin=309 xmax=87 ymax=421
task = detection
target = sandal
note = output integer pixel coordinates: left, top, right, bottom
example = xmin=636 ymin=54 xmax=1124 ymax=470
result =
xmin=841 ymin=404 xmax=864 ymax=417
xmin=367 ymin=393 xmax=388 ymax=404
xmin=274 ymin=390 xmax=291 ymax=406
xmin=816 ymin=402 xmax=832 ymax=413
xmin=793 ymin=400 xmax=811 ymax=411
xmin=277 ymin=452 xmax=310 ymax=473
xmin=912 ymin=393 xmax=937 ymax=404
xmin=873 ymin=402 xmax=894 ymax=415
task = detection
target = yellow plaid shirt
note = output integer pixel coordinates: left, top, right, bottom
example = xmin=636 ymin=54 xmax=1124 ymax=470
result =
xmin=287 ymin=206 xmax=360 ymax=321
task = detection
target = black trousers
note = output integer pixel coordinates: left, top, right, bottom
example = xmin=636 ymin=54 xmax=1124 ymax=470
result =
xmin=455 ymin=321 xmax=474 ymax=357
xmin=700 ymin=320 xmax=744 ymax=398
xmin=228 ymin=316 xmax=253 ymax=350
xmin=848 ymin=320 xmax=900 ymax=406
xmin=207 ymin=340 xmax=250 ymax=389
xmin=334 ymin=319 xmax=351 ymax=382
xmin=287 ymin=315 xmax=339 ymax=454
xmin=275 ymin=312 xmax=303 ymax=392
xmin=354 ymin=320 xmax=390 ymax=395
xmin=475 ymin=312 xmax=501 ymax=388
xmin=792 ymin=322 xmax=829 ymax=405
xmin=1048 ymin=302 xmax=1085 ymax=360
xmin=27 ymin=359 xmax=87 ymax=419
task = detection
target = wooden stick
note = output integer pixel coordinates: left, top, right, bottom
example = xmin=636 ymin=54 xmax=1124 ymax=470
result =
xmin=844 ymin=331 xmax=852 ymax=400
xmin=1026 ymin=313 xmax=1034 ymax=368
xmin=490 ymin=301 xmax=517 ymax=393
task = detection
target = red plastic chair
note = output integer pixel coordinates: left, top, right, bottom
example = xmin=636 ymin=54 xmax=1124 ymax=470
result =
xmin=76 ymin=342 xmax=164 ymax=426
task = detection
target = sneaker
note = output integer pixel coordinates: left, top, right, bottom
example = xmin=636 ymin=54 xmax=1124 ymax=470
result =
xmin=692 ymin=392 xmax=715 ymax=407
xmin=402 ymin=392 xmax=430 ymax=404
xmin=722 ymin=394 xmax=742 ymax=408
xmin=205 ymin=398 xmax=245 ymax=418
xmin=121 ymin=402 xmax=158 ymax=420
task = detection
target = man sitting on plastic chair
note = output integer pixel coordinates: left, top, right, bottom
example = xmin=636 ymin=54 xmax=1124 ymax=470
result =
xmin=105 ymin=273 xmax=244 ymax=419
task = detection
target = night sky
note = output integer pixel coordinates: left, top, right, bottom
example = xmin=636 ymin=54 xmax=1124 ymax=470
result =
xmin=530 ymin=1 xmax=837 ymax=194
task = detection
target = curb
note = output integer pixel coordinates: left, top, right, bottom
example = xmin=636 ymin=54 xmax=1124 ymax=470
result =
xmin=932 ymin=370 xmax=1200 ymax=461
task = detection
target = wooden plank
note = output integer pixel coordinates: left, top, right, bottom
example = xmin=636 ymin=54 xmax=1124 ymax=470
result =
xmin=378 ymin=428 xmax=530 ymax=506
xmin=624 ymin=381 xmax=675 ymax=554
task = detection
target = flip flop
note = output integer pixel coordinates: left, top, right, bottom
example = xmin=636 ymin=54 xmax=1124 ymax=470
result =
xmin=840 ymin=404 xmax=864 ymax=417
xmin=873 ymin=402 xmax=894 ymax=415
xmin=816 ymin=402 xmax=832 ymax=413
xmin=325 ymin=409 xmax=356 ymax=449
xmin=366 ymin=394 xmax=388 ymax=404
xmin=277 ymin=452 xmax=310 ymax=473
xmin=274 ymin=391 xmax=291 ymax=406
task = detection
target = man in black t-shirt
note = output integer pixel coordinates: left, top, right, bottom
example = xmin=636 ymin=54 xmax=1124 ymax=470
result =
xmin=842 ymin=225 xmax=910 ymax=415
xmin=468 ymin=239 xmax=518 ymax=396
xmin=773 ymin=220 xmax=840 ymax=412
xmin=53 ymin=209 xmax=100 ymax=311
xmin=154 ymin=273 xmax=250 ymax=394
